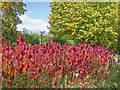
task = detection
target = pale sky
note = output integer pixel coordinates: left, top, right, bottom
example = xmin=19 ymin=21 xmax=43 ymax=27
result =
xmin=17 ymin=2 xmax=50 ymax=34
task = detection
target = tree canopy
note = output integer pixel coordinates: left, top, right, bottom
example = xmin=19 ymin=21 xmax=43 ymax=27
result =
xmin=49 ymin=2 xmax=118 ymax=51
xmin=1 ymin=1 xmax=26 ymax=45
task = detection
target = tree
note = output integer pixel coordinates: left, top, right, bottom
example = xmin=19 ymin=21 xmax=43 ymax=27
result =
xmin=48 ymin=2 xmax=118 ymax=51
xmin=1 ymin=1 xmax=26 ymax=45
xmin=21 ymin=28 xmax=40 ymax=45
xmin=21 ymin=28 xmax=54 ymax=45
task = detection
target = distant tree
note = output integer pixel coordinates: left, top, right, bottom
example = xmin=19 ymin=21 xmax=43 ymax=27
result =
xmin=21 ymin=28 xmax=40 ymax=45
xmin=21 ymin=28 xmax=54 ymax=45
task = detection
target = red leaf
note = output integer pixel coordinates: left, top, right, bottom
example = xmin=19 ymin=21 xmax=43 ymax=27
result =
xmin=45 ymin=78 xmax=49 ymax=83
xmin=102 ymin=69 xmax=105 ymax=76
xmin=19 ymin=67 xmax=24 ymax=74
xmin=28 ymin=54 xmax=32 ymax=59
xmin=38 ymin=68 xmax=42 ymax=73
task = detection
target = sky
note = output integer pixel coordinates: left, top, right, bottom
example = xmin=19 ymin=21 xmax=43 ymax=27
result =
xmin=17 ymin=1 xmax=51 ymax=34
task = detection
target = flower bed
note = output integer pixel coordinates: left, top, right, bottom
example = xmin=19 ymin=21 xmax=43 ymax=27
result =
xmin=1 ymin=37 xmax=115 ymax=88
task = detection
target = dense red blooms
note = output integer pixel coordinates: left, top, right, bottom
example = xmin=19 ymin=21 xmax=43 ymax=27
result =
xmin=19 ymin=64 xmax=25 ymax=74
xmin=1 ymin=37 xmax=115 ymax=87
xmin=38 ymin=68 xmax=42 ymax=73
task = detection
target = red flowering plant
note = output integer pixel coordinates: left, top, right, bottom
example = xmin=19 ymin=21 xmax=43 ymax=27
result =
xmin=0 ymin=38 xmax=4 ymax=87
xmin=1 ymin=37 xmax=115 ymax=88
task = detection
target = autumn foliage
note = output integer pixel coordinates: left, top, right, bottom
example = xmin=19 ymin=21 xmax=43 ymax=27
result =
xmin=1 ymin=37 xmax=115 ymax=88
